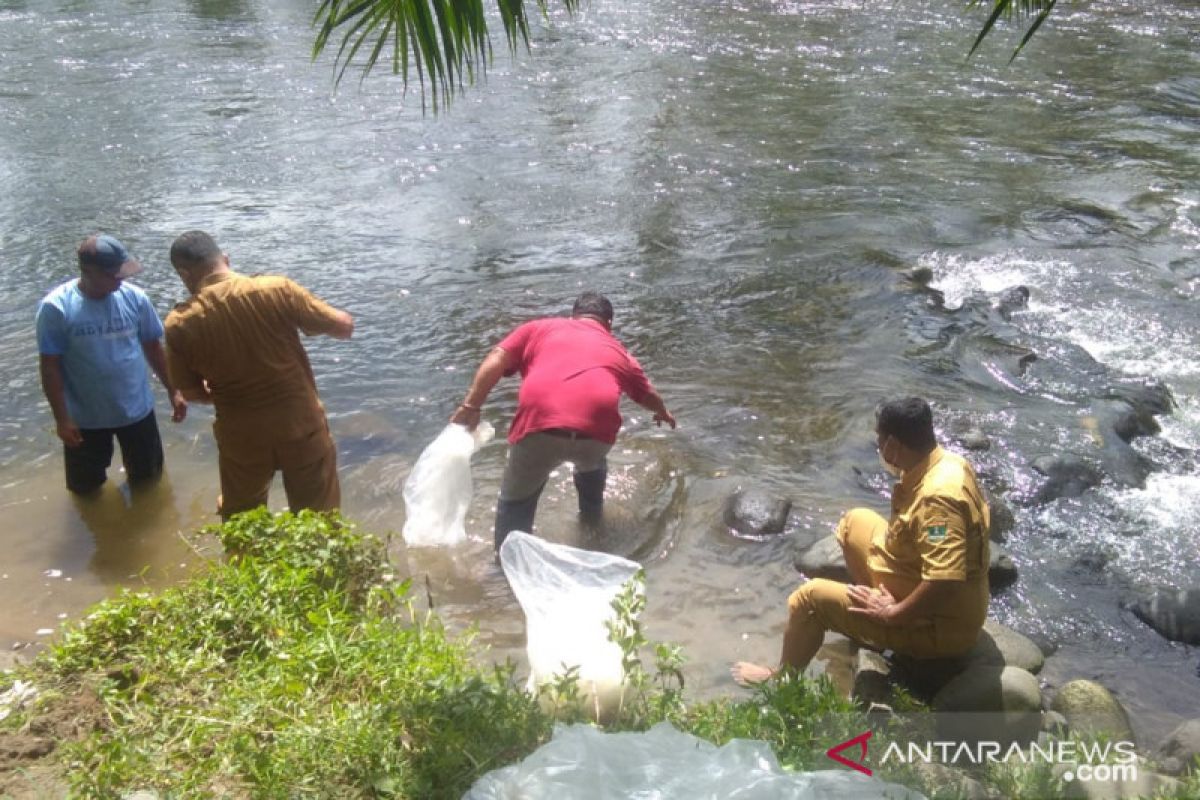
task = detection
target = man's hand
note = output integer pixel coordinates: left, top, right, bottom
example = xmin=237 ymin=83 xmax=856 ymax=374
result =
xmin=653 ymin=409 xmax=676 ymax=430
xmin=56 ymin=419 xmax=83 ymax=448
xmin=450 ymin=405 xmax=481 ymax=431
xmin=170 ymin=390 xmax=188 ymax=422
xmin=847 ymin=584 xmax=898 ymax=626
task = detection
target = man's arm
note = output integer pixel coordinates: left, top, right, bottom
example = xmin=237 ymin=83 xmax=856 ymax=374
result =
xmin=141 ymin=339 xmax=188 ymax=422
xmin=39 ymin=355 xmax=82 ymax=447
xmin=163 ymin=328 xmax=214 ymax=405
xmin=449 ymin=347 xmax=514 ymax=431
xmin=287 ymin=280 xmax=353 ymax=339
xmin=633 ymin=388 xmax=677 ymax=430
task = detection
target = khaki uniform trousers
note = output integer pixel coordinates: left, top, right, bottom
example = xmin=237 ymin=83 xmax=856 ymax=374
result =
xmin=784 ymin=508 xmax=974 ymax=663
xmin=216 ymin=421 xmax=340 ymax=519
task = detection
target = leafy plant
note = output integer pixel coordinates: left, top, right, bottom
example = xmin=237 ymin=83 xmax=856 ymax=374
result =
xmin=968 ymin=0 xmax=1060 ymax=61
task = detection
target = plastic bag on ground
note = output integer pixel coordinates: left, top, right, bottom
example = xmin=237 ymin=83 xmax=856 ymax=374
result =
xmin=499 ymin=531 xmax=640 ymax=702
xmin=464 ymin=721 xmax=926 ymax=800
xmin=402 ymin=421 xmax=494 ymax=547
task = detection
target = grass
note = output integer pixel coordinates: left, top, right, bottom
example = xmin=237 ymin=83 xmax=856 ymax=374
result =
xmin=2 ymin=509 xmax=1199 ymax=798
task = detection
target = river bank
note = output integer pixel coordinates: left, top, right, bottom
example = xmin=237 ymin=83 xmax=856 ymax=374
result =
xmin=4 ymin=510 xmax=1198 ymax=798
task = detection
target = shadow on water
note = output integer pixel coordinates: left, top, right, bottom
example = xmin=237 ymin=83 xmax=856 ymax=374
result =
xmin=69 ymin=476 xmax=184 ymax=583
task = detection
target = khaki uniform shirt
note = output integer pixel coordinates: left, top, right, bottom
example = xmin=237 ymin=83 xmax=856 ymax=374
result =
xmin=165 ymin=272 xmax=343 ymax=443
xmin=869 ymin=446 xmax=991 ymax=643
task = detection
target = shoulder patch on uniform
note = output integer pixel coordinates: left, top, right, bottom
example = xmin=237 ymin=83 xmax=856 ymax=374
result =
xmin=924 ymin=524 xmax=947 ymax=543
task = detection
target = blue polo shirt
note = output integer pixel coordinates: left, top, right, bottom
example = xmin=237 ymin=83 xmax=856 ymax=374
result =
xmin=35 ymin=280 xmax=163 ymax=430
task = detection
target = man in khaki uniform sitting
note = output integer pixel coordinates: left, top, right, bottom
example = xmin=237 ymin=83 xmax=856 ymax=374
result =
xmin=733 ymin=397 xmax=990 ymax=684
xmin=164 ymin=230 xmax=353 ymax=519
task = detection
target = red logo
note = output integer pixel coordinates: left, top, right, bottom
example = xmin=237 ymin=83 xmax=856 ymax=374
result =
xmin=826 ymin=731 xmax=873 ymax=776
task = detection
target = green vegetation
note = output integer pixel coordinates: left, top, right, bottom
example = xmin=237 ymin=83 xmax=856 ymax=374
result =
xmin=311 ymin=0 xmax=1065 ymax=109
xmin=2 ymin=510 xmax=1198 ymax=798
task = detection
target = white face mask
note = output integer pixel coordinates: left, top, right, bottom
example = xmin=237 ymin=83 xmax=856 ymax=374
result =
xmin=878 ymin=436 xmax=903 ymax=478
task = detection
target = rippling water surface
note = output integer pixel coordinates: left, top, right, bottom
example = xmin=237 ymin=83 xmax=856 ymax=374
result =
xmin=1 ymin=0 xmax=1197 ymax=742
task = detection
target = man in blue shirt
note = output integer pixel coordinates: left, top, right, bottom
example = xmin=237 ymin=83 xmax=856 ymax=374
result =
xmin=36 ymin=234 xmax=187 ymax=494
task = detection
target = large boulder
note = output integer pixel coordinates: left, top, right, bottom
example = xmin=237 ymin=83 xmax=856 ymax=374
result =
xmin=932 ymin=665 xmax=1042 ymax=745
xmin=989 ymin=546 xmax=1018 ymax=593
xmin=724 ymin=486 xmax=791 ymax=538
xmin=793 ymin=535 xmax=849 ymax=582
xmin=964 ymin=621 xmax=1044 ymax=675
xmin=1050 ymin=680 xmax=1135 ymax=744
xmin=1154 ymin=718 xmax=1200 ymax=776
xmin=996 ymin=285 xmax=1031 ymax=320
xmin=987 ymin=495 xmax=1016 ymax=542
xmin=959 ymin=429 xmax=992 ymax=451
xmin=1032 ymin=455 xmax=1103 ymax=504
xmin=1129 ymin=587 xmax=1200 ymax=645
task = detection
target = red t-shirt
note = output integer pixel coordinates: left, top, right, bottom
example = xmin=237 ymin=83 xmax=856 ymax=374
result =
xmin=499 ymin=317 xmax=654 ymax=445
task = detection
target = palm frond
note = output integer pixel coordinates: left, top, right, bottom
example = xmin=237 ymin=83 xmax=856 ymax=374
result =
xmin=312 ymin=0 xmax=581 ymax=112
xmin=966 ymin=0 xmax=1061 ymax=60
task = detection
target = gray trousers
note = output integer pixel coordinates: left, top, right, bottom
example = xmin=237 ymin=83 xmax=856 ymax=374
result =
xmin=494 ymin=431 xmax=611 ymax=550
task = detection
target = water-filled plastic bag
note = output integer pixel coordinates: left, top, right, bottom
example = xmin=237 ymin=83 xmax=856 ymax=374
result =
xmin=499 ymin=531 xmax=640 ymax=701
xmin=402 ymin=422 xmax=494 ymax=547
xmin=465 ymin=721 xmax=927 ymax=799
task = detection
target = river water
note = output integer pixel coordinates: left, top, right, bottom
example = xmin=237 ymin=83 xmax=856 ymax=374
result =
xmin=1 ymin=0 xmax=1197 ymax=744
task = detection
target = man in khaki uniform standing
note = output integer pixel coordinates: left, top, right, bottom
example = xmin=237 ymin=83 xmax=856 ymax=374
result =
xmin=164 ymin=230 xmax=353 ymax=519
xmin=733 ymin=397 xmax=990 ymax=684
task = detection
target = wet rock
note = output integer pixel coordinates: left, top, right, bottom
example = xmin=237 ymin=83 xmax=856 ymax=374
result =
xmin=1129 ymin=587 xmax=1200 ymax=645
xmin=1107 ymin=381 xmax=1175 ymax=420
xmin=965 ymin=620 xmax=1044 ymax=675
xmin=852 ymin=648 xmax=893 ymax=707
xmin=996 ymin=285 xmax=1031 ymax=320
xmin=1095 ymin=399 xmax=1161 ymax=444
xmin=960 ymin=429 xmax=992 ymax=451
xmin=1021 ymin=339 xmax=1109 ymax=400
xmin=1032 ymin=454 xmax=1104 ymax=503
xmin=1155 ymin=718 xmax=1200 ymax=776
xmin=724 ymin=486 xmax=791 ymax=538
xmin=1087 ymin=403 xmax=1156 ymax=488
xmin=908 ymin=265 xmax=935 ymax=286
xmin=989 ymin=545 xmax=1018 ymax=593
xmin=793 ymin=535 xmax=849 ymax=582
xmin=933 ymin=666 xmax=1042 ymax=744
xmin=987 ymin=494 xmax=1016 ymax=542
xmin=1050 ymin=680 xmax=1136 ymax=744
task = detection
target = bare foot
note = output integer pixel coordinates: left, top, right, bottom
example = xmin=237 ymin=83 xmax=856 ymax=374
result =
xmin=731 ymin=661 xmax=775 ymax=686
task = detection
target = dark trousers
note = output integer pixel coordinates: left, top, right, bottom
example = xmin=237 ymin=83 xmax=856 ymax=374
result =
xmin=64 ymin=411 xmax=164 ymax=494
xmin=493 ymin=465 xmax=607 ymax=551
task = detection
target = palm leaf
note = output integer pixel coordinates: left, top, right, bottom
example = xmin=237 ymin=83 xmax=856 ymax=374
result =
xmin=312 ymin=0 xmax=580 ymax=112
xmin=966 ymin=0 xmax=1062 ymax=61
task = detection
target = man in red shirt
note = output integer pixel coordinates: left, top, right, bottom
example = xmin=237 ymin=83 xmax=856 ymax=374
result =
xmin=451 ymin=292 xmax=676 ymax=550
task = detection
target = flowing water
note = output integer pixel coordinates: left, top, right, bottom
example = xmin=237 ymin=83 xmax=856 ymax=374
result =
xmin=1 ymin=0 xmax=1198 ymax=744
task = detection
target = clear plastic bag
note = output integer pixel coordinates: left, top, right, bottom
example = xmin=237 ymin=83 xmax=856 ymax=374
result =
xmin=402 ymin=422 xmax=494 ymax=547
xmin=499 ymin=531 xmax=640 ymax=703
xmin=465 ymin=721 xmax=926 ymax=799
